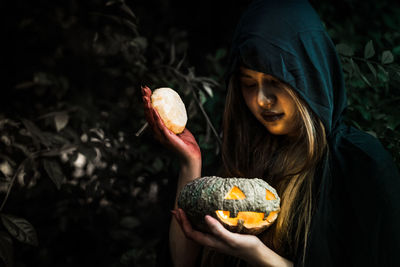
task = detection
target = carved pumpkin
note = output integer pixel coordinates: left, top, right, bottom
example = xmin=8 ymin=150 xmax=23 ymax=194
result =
xmin=177 ymin=176 xmax=280 ymax=235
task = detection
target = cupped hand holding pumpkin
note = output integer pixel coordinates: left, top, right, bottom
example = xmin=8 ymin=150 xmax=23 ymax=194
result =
xmin=141 ymin=86 xmax=201 ymax=167
xmin=172 ymin=209 xmax=293 ymax=267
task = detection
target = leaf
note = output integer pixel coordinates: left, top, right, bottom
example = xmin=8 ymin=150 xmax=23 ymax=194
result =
xmin=21 ymin=119 xmax=51 ymax=147
xmin=133 ymin=37 xmax=147 ymax=50
xmin=351 ymin=120 xmax=362 ymax=130
xmin=341 ymin=61 xmax=353 ymax=75
xmin=366 ymin=131 xmax=377 ymax=138
xmin=350 ymin=59 xmax=371 ymax=87
xmin=78 ymin=146 xmax=97 ymax=162
xmin=364 ymin=40 xmax=375 ymax=59
xmin=336 ymin=43 xmax=354 ymax=57
xmin=199 ymin=90 xmax=207 ymax=105
xmin=119 ymin=3 xmax=136 ymax=20
xmin=0 ymin=162 xmax=13 ymax=177
xmin=122 ymin=18 xmax=138 ymax=35
xmin=89 ymin=128 xmax=105 ymax=140
xmin=381 ymin=50 xmax=394 ymax=64
xmin=202 ymin=83 xmax=213 ymax=97
xmin=0 ymin=231 xmax=13 ymax=267
xmin=387 ymin=116 xmax=400 ymax=131
xmin=215 ymin=48 xmax=227 ymax=60
xmin=350 ymin=58 xmax=360 ymax=73
xmin=40 ymin=144 xmax=78 ymax=157
xmin=1 ymin=214 xmax=38 ymax=246
xmin=377 ymin=65 xmax=389 ymax=82
xmin=54 ymin=113 xmax=69 ymax=132
xmin=43 ymin=160 xmax=65 ymax=190
xmin=367 ymin=62 xmax=377 ymax=79
xmin=360 ymin=74 xmax=371 ymax=87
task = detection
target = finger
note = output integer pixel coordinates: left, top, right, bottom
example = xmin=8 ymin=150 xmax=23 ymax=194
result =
xmin=178 ymin=209 xmax=226 ymax=250
xmin=142 ymin=95 xmax=164 ymax=139
xmin=177 ymin=128 xmax=189 ymax=137
xmin=142 ymin=93 xmax=161 ymax=131
xmin=141 ymin=87 xmax=172 ymax=144
xmin=141 ymin=89 xmax=154 ymax=120
xmin=143 ymin=97 xmax=155 ymax=126
xmin=177 ymin=129 xmax=197 ymax=146
xmin=171 ymin=209 xmax=178 ymax=217
xmin=171 ymin=210 xmax=182 ymax=224
xmin=204 ymin=215 xmax=238 ymax=245
xmin=142 ymin=85 xmax=152 ymax=98
xmin=150 ymin=108 xmax=169 ymax=141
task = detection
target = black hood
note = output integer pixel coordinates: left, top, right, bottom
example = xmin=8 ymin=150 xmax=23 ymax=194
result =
xmin=227 ymin=0 xmax=347 ymax=136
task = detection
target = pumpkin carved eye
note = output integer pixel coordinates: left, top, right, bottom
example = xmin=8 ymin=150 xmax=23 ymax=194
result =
xmin=266 ymin=189 xmax=276 ymax=200
xmin=225 ymin=186 xmax=246 ymax=200
xmin=178 ymin=176 xmax=280 ymax=235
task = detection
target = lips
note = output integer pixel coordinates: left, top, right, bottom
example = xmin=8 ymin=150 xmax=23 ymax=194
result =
xmin=261 ymin=112 xmax=284 ymax=122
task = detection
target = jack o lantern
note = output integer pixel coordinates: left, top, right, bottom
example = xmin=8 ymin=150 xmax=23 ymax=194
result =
xmin=177 ymin=176 xmax=280 ymax=235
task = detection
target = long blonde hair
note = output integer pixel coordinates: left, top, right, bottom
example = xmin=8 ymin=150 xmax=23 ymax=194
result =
xmin=203 ymin=71 xmax=327 ymax=266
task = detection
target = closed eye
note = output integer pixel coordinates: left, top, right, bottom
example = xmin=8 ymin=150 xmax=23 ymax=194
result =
xmin=240 ymin=78 xmax=257 ymax=89
xmin=241 ymin=83 xmax=257 ymax=88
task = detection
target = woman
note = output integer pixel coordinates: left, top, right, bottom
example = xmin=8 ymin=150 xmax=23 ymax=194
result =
xmin=142 ymin=0 xmax=400 ymax=266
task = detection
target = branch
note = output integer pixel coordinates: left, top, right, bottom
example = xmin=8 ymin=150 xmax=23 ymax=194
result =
xmin=162 ymin=65 xmax=222 ymax=147
xmin=343 ymin=55 xmax=400 ymax=72
xmin=186 ymin=82 xmax=222 ymax=147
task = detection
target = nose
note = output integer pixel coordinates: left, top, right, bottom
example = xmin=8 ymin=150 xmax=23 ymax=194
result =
xmin=257 ymin=87 xmax=276 ymax=109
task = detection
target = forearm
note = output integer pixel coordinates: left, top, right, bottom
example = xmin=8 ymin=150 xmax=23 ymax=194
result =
xmin=173 ymin=162 xmax=201 ymax=208
xmin=169 ymin=161 xmax=202 ymax=267
xmin=249 ymin=243 xmax=293 ymax=267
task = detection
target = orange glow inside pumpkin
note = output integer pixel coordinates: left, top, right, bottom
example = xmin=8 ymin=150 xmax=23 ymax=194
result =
xmin=216 ymin=186 xmax=278 ymax=228
xmin=265 ymin=189 xmax=276 ymax=200
xmin=224 ymin=186 xmax=246 ymax=199
xmin=215 ymin=210 xmax=279 ymax=228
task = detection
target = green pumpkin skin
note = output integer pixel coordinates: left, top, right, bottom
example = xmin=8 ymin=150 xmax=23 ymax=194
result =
xmin=177 ymin=176 xmax=280 ymax=235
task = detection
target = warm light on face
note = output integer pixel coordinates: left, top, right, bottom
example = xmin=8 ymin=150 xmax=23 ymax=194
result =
xmin=239 ymin=66 xmax=301 ymax=137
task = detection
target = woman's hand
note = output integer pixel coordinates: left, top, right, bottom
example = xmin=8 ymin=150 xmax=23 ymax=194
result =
xmin=141 ymin=86 xmax=201 ymax=166
xmin=171 ymin=209 xmax=293 ymax=267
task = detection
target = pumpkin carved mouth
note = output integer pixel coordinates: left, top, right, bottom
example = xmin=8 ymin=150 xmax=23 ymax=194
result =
xmin=215 ymin=185 xmax=279 ymax=229
xmin=215 ymin=210 xmax=279 ymax=228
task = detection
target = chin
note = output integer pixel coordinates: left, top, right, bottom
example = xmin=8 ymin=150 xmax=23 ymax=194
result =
xmin=266 ymin=126 xmax=291 ymax=136
xmin=266 ymin=128 xmax=284 ymax=136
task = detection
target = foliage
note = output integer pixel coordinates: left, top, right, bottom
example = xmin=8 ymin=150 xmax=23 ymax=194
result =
xmin=336 ymin=40 xmax=400 ymax=162
xmin=314 ymin=0 xmax=400 ymax=163
xmin=1 ymin=0 xmax=399 ymax=266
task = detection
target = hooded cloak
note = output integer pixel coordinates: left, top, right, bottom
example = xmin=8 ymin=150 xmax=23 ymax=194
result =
xmin=223 ymin=0 xmax=400 ymax=266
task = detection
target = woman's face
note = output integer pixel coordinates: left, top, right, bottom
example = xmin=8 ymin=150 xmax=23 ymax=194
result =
xmin=239 ymin=66 xmax=301 ymax=137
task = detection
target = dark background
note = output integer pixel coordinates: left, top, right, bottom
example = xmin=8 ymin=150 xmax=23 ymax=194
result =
xmin=1 ymin=0 xmax=399 ymax=266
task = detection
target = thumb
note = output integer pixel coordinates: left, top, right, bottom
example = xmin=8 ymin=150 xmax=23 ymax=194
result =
xmin=205 ymin=215 xmax=236 ymax=243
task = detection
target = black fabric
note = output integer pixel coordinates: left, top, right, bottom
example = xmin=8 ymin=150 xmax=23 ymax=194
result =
xmin=226 ymin=0 xmax=400 ymax=266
